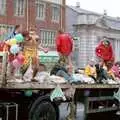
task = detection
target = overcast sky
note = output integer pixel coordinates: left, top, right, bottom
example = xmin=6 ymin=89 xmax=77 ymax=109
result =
xmin=66 ymin=0 xmax=120 ymax=17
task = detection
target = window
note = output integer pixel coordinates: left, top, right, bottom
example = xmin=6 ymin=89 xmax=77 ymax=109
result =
xmin=36 ymin=0 xmax=46 ymax=20
xmin=44 ymin=0 xmax=62 ymax=5
xmin=0 ymin=0 xmax=6 ymax=15
xmin=0 ymin=24 xmax=14 ymax=41
xmin=14 ymin=0 xmax=25 ymax=16
xmin=52 ymin=5 xmax=60 ymax=22
xmin=40 ymin=30 xmax=56 ymax=47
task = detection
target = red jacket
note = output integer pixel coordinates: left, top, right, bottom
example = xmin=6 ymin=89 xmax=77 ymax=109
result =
xmin=56 ymin=33 xmax=73 ymax=56
xmin=96 ymin=41 xmax=114 ymax=61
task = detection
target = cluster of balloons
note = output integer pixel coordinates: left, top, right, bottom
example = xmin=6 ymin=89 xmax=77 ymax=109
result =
xmin=12 ymin=53 xmax=25 ymax=69
xmin=6 ymin=34 xmax=25 ymax=69
xmin=6 ymin=34 xmax=24 ymax=46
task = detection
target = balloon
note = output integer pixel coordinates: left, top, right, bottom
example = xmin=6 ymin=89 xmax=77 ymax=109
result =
xmin=5 ymin=38 xmax=17 ymax=46
xmin=17 ymin=53 xmax=25 ymax=64
xmin=12 ymin=59 xmax=21 ymax=68
xmin=10 ymin=45 xmax=20 ymax=55
xmin=14 ymin=34 xmax=24 ymax=43
xmin=10 ymin=38 xmax=17 ymax=45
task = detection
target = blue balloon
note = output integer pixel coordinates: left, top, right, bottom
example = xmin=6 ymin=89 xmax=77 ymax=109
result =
xmin=10 ymin=45 xmax=20 ymax=55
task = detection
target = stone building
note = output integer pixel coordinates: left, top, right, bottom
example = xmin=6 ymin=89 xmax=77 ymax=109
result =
xmin=66 ymin=5 xmax=120 ymax=68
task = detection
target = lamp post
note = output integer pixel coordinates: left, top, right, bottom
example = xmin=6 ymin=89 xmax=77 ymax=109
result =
xmin=26 ymin=0 xmax=29 ymax=30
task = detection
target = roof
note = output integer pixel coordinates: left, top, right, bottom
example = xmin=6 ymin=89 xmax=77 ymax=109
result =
xmin=104 ymin=18 xmax=120 ymax=30
xmin=67 ymin=6 xmax=120 ymax=30
xmin=68 ymin=6 xmax=102 ymax=16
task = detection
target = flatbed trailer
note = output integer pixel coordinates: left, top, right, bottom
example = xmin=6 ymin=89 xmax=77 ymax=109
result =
xmin=0 ymin=82 xmax=119 ymax=120
xmin=0 ymin=52 xmax=120 ymax=120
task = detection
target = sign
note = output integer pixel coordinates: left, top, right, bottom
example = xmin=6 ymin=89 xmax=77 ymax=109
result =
xmin=38 ymin=51 xmax=59 ymax=63
xmin=50 ymin=85 xmax=66 ymax=101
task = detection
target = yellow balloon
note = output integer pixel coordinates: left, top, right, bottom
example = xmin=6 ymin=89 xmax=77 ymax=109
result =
xmin=5 ymin=38 xmax=17 ymax=46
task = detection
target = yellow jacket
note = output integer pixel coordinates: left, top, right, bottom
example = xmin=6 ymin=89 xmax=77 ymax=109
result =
xmin=108 ymin=70 xmax=116 ymax=80
xmin=85 ymin=65 xmax=96 ymax=77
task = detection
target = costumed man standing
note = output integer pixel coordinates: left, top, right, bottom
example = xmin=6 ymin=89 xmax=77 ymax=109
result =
xmin=95 ymin=38 xmax=115 ymax=82
xmin=22 ymin=29 xmax=48 ymax=81
xmin=96 ymin=38 xmax=114 ymax=64
xmin=56 ymin=30 xmax=76 ymax=120
xmin=56 ymin=29 xmax=73 ymax=67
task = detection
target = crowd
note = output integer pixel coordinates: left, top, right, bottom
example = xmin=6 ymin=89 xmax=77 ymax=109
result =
xmin=0 ymin=24 xmax=120 ymax=84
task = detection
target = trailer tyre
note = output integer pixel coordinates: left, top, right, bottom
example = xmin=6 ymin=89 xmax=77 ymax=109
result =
xmin=29 ymin=95 xmax=59 ymax=120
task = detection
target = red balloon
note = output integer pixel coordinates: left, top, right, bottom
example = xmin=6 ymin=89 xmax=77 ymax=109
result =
xmin=17 ymin=53 xmax=25 ymax=64
xmin=12 ymin=59 xmax=21 ymax=68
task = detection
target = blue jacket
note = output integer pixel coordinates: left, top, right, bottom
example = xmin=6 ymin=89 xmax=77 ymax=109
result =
xmin=5 ymin=31 xmax=17 ymax=40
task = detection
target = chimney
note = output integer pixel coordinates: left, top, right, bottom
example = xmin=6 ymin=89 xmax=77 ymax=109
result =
xmin=76 ymin=2 xmax=80 ymax=8
xmin=117 ymin=17 xmax=120 ymax=20
xmin=104 ymin=10 xmax=107 ymax=16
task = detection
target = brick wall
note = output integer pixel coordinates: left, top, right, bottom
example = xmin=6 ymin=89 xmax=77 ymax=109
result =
xmin=0 ymin=0 xmax=65 ymax=33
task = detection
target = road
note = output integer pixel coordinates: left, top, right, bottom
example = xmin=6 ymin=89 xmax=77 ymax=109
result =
xmin=59 ymin=103 xmax=120 ymax=120
xmin=59 ymin=103 xmax=84 ymax=120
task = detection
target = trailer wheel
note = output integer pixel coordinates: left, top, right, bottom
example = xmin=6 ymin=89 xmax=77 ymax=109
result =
xmin=29 ymin=95 xmax=59 ymax=120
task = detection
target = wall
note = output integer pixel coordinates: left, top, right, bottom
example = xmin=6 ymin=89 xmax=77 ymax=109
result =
xmin=76 ymin=25 xmax=120 ymax=68
xmin=0 ymin=0 xmax=65 ymax=33
xmin=65 ymin=6 xmax=78 ymax=33
xmin=0 ymin=0 xmax=66 ymax=49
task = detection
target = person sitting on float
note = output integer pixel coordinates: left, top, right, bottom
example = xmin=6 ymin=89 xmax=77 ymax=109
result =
xmin=85 ymin=59 xmax=97 ymax=82
xmin=112 ymin=62 xmax=120 ymax=80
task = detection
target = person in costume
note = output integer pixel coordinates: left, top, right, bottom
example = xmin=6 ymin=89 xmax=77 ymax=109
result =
xmin=21 ymin=30 xmax=48 ymax=79
xmin=96 ymin=39 xmax=114 ymax=64
xmin=56 ymin=29 xmax=73 ymax=67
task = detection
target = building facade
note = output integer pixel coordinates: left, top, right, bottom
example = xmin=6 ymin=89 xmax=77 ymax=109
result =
xmin=66 ymin=5 xmax=120 ymax=68
xmin=0 ymin=0 xmax=66 ymax=48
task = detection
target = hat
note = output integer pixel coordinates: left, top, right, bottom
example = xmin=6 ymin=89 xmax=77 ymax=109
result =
xmin=103 ymin=40 xmax=110 ymax=46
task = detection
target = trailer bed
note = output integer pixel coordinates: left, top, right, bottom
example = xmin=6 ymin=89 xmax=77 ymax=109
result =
xmin=2 ymin=82 xmax=120 ymax=89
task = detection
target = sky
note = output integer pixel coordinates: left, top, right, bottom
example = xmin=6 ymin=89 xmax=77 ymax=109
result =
xmin=66 ymin=0 xmax=120 ymax=17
